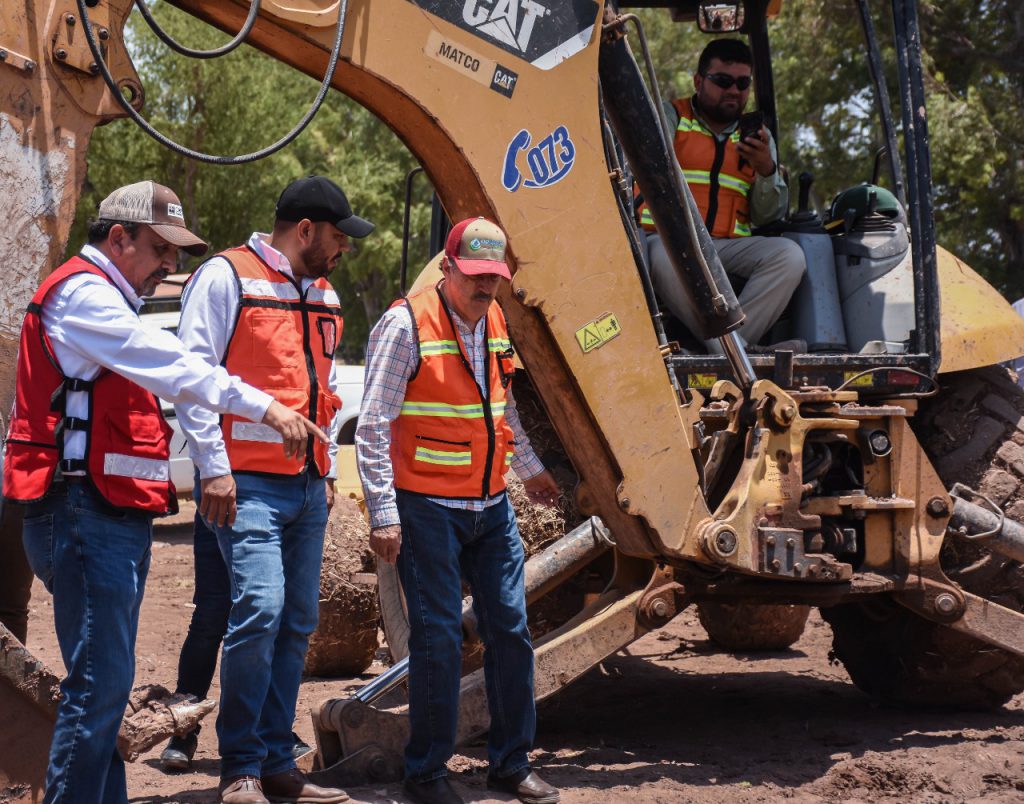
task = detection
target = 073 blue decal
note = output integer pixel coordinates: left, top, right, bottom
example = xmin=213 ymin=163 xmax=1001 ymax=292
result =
xmin=501 ymin=125 xmax=576 ymax=191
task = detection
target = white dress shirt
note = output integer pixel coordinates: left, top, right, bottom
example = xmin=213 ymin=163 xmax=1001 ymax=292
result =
xmin=175 ymin=233 xmax=341 ymax=480
xmin=41 ymin=245 xmax=274 ymax=473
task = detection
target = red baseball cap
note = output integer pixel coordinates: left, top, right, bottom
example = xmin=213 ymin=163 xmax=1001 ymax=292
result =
xmin=445 ymin=218 xmax=511 ymax=281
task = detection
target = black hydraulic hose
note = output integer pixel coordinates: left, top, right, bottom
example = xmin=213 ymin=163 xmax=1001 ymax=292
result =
xmin=891 ymin=0 xmax=940 ymax=372
xmin=400 ymin=167 xmax=424 ymax=297
xmin=856 ymin=0 xmax=906 ymax=204
xmin=134 ymin=0 xmax=260 ymax=59
xmin=75 ymin=0 xmax=348 ymax=165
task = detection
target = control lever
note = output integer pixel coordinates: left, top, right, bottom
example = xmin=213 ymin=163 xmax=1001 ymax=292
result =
xmin=791 ymin=171 xmax=817 ymax=224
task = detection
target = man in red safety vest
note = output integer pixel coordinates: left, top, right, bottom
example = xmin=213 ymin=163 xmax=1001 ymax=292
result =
xmin=357 ymin=218 xmax=562 ymax=804
xmin=3 ymin=180 xmax=325 ymax=804
xmin=639 ymin=38 xmax=807 ymax=354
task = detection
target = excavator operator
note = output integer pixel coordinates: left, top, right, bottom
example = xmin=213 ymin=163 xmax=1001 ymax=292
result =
xmin=639 ymin=38 xmax=807 ymax=354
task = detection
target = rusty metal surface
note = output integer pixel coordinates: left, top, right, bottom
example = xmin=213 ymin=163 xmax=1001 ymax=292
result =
xmin=690 ymin=379 xmax=860 ymax=573
xmin=523 ymin=517 xmax=614 ymax=602
xmin=689 ymin=379 xmax=954 ymax=594
xmin=0 ymin=0 xmax=139 ymax=416
xmin=946 ymin=592 xmax=1024 ymax=659
xmin=948 ymin=491 xmax=1024 ymax=564
xmin=0 ymin=624 xmax=59 ymax=802
xmin=637 ymin=565 xmax=690 ymax=629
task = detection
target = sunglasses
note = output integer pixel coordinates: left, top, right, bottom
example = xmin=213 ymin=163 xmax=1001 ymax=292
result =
xmin=703 ymin=72 xmax=753 ymax=91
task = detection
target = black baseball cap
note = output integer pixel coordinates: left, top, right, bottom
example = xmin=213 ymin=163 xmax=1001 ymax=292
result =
xmin=275 ymin=175 xmax=375 ymax=238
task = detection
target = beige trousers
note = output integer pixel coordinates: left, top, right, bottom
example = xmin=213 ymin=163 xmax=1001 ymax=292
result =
xmin=647 ymin=233 xmax=806 ymax=353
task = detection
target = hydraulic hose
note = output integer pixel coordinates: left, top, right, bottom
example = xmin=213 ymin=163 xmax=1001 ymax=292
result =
xmin=76 ymin=0 xmax=348 ymax=165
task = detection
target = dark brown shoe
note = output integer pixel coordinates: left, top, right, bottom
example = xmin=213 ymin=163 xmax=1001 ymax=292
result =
xmin=261 ymin=768 xmax=349 ymax=803
xmin=403 ymin=776 xmax=463 ymax=804
xmin=487 ymin=769 xmax=560 ymax=804
xmin=219 ymin=775 xmax=269 ymax=804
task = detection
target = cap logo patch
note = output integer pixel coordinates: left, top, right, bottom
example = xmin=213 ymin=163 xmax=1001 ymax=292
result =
xmin=167 ymin=203 xmax=184 ymax=220
xmin=468 ymin=237 xmax=503 ymax=252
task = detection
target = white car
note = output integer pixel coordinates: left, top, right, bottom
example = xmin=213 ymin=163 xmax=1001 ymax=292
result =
xmin=140 ymin=296 xmax=364 ymax=497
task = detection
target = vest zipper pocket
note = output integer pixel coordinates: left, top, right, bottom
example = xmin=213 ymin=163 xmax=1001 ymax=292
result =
xmin=5 ymin=438 xmax=58 ymax=450
xmin=415 ymin=435 xmax=471 ymax=447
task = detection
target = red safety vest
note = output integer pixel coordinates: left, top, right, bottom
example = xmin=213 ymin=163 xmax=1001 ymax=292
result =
xmin=215 ymin=246 xmax=341 ymax=476
xmin=638 ymin=97 xmax=757 ymax=239
xmin=3 ymin=256 xmax=175 ymax=513
xmin=390 ymin=284 xmax=516 ymax=500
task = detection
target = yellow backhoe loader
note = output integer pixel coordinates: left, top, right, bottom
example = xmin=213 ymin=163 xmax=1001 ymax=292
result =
xmin=3 ymin=0 xmax=1024 ymax=798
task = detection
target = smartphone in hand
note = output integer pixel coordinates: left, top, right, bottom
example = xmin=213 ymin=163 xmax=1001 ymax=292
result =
xmin=738 ymin=110 xmax=765 ymax=143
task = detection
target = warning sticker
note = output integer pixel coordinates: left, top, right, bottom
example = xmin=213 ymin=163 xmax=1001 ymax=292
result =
xmin=574 ymin=312 xmax=621 ymax=353
xmin=687 ymin=373 xmax=717 ymax=390
xmin=843 ymin=371 xmax=874 ymax=388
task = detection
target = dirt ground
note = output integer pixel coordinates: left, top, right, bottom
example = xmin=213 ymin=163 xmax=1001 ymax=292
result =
xmin=20 ymin=506 xmax=1024 ymax=804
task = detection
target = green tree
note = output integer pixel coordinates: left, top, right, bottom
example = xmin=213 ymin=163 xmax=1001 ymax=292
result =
xmin=917 ymin=0 xmax=1024 ymax=297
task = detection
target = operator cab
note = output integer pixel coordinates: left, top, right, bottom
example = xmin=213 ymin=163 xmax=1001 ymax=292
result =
xmin=619 ymin=0 xmax=937 ymax=397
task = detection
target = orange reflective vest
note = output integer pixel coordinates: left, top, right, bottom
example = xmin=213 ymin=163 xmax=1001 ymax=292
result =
xmin=3 ymin=256 xmax=175 ymax=513
xmin=390 ymin=284 xmax=516 ymax=500
xmin=215 ymin=246 xmax=341 ymax=476
xmin=638 ymin=97 xmax=756 ymax=239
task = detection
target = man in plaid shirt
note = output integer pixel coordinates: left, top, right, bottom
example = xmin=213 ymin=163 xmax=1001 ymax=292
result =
xmin=356 ymin=218 xmax=561 ymax=804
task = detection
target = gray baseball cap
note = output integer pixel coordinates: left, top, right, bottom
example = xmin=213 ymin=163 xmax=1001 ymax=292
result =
xmin=98 ymin=181 xmax=209 ymax=256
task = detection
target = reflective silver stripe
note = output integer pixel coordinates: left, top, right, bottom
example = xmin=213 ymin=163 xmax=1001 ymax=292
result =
xmin=719 ymin=173 xmax=752 ymax=194
xmin=305 ymin=285 xmax=340 ymax=306
xmin=400 ymin=401 xmax=484 ymax=418
xmin=103 ymin=454 xmax=170 ymax=482
xmin=231 ymin=421 xmax=284 ymax=443
xmin=682 ymin=170 xmax=750 ymax=194
xmin=414 ymin=446 xmax=472 ymax=466
xmin=419 ymin=339 xmax=461 ymax=357
xmin=239 ymin=276 xmax=301 ymax=301
xmin=683 ymin=169 xmax=712 ymax=185
xmin=676 ymin=117 xmax=712 ymax=136
xmin=399 ymin=400 xmax=507 ymax=418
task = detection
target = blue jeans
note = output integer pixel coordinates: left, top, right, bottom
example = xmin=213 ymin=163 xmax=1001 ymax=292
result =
xmin=174 ymin=510 xmax=231 ymax=702
xmin=21 ymin=481 xmax=153 ymax=804
xmin=198 ymin=472 xmax=327 ymax=780
xmin=395 ymin=490 xmax=536 ymax=782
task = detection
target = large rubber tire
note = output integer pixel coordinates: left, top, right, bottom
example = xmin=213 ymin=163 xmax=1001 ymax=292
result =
xmin=823 ymin=365 xmax=1024 ymax=709
xmin=697 ymin=602 xmax=810 ymax=651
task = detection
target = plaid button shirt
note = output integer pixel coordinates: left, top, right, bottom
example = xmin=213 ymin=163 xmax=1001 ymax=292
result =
xmin=356 ymin=297 xmax=544 ymax=529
